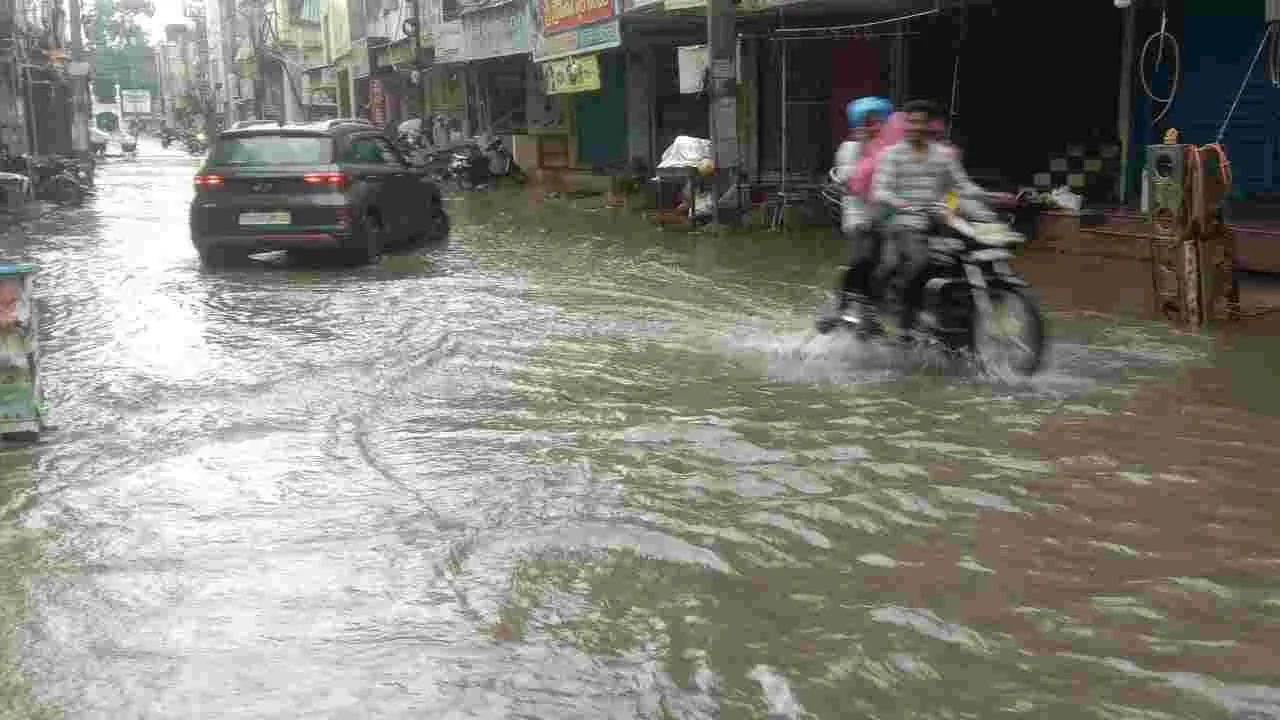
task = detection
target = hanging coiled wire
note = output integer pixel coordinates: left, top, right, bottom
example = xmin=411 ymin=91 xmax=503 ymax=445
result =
xmin=1139 ymin=6 xmax=1180 ymax=126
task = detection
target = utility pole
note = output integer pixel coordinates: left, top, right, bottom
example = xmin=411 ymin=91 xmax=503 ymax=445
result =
xmin=67 ymin=0 xmax=90 ymax=155
xmin=250 ymin=0 xmax=266 ymax=118
xmin=706 ymin=0 xmax=738 ymax=226
xmin=408 ymin=0 xmax=425 ymax=121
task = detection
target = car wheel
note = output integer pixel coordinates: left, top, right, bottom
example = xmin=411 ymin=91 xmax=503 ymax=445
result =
xmin=346 ymin=212 xmax=384 ymax=266
xmin=53 ymin=177 xmax=82 ymax=205
xmin=425 ymin=201 xmax=449 ymax=244
xmin=197 ymin=245 xmax=235 ymax=268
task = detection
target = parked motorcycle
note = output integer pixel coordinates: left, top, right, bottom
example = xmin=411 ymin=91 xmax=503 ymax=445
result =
xmin=821 ymin=197 xmax=1048 ymax=376
xmin=445 ymin=137 xmax=525 ymax=191
xmin=483 ymin=137 xmax=524 ymax=183
xmin=447 ymin=141 xmax=489 ymax=190
xmin=184 ymin=132 xmax=207 ymax=156
xmin=25 ymin=156 xmax=92 ymax=205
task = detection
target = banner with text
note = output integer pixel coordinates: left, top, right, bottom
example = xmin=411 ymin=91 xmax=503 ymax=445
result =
xmin=531 ymin=16 xmax=619 ymax=61
xmin=433 ymin=21 xmax=466 ymax=63
xmin=537 ymin=0 xmax=614 ymax=34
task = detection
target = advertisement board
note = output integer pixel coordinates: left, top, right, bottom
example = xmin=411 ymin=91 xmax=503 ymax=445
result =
xmin=433 ymin=21 xmax=465 ymax=63
xmin=120 ymin=89 xmax=151 ymax=114
xmin=541 ymin=53 xmax=600 ymax=94
xmin=536 ymin=0 xmax=613 ymax=34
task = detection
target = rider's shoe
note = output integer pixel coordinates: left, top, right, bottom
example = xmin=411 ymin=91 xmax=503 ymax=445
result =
xmin=817 ymin=292 xmax=856 ymax=334
xmin=849 ymin=297 xmax=885 ymax=339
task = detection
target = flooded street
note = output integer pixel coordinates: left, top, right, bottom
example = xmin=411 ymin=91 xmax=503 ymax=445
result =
xmin=0 ymin=143 xmax=1277 ymax=718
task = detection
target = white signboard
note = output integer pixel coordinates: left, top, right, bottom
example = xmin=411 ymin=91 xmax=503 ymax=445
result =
xmin=434 ymin=21 xmax=465 ymax=63
xmin=462 ymin=2 xmax=530 ymax=62
xmin=120 ymin=89 xmax=151 ymax=114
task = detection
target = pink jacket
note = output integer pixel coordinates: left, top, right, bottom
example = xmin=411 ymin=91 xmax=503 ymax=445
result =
xmin=848 ymin=114 xmax=948 ymax=198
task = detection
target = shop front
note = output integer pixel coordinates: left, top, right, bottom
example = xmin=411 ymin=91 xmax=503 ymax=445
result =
xmin=339 ymin=38 xmax=372 ymax=120
xmin=429 ymin=10 xmax=469 ymax=140
xmin=461 ymin=0 xmax=532 ymax=135
xmin=302 ymin=65 xmax=340 ymax=121
xmin=531 ymin=0 xmax=625 ymax=172
xmin=372 ymin=39 xmax=425 ymax=127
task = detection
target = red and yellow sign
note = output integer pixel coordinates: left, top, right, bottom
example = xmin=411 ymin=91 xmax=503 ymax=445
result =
xmin=540 ymin=0 xmax=613 ymax=34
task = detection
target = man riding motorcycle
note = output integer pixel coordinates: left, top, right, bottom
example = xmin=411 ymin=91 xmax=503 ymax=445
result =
xmin=871 ymin=99 xmax=993 ymax=341
xmin=816 ymin=96 xmax=894 ymax=335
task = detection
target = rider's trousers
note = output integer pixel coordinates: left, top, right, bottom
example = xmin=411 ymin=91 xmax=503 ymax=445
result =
xmin=880 ymin=223 xmax=931 ymax=329
xmin=837 ymin=226 xmax=883 ymax=307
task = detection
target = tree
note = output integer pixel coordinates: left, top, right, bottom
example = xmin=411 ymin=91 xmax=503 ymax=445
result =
xmin=91 ymin=0 xmax=159 ymax=101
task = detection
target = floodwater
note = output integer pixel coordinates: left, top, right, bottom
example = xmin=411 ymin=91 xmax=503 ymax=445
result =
xmin=0 ymin=141 xmax=1276 ymax=719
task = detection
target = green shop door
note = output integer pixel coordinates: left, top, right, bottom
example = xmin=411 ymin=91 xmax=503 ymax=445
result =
xmin=575 ymin=53 xmax=627 ymax=170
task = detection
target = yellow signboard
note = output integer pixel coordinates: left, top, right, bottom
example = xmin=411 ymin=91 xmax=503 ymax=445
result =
xmin=541 ymin=53 xmax=601 ymax=95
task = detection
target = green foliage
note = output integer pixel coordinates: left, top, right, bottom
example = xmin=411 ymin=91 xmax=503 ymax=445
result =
xmin=91 ymin=0 xmax=158 ymax=101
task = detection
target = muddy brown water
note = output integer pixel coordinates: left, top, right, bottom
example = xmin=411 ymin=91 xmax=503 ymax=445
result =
xmin=0 ymin=149 xmax=1276 ymax=718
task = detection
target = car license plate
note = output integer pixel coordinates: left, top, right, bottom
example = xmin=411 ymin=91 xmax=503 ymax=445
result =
xmin=238 ymin=211 xmax=290 ymax=226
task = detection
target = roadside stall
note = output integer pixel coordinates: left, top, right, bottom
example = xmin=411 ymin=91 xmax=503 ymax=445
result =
xmin=653 ymin=135 xmax=744 ymax=225
xmin=0 ymin=263 xmax=43 ymax=441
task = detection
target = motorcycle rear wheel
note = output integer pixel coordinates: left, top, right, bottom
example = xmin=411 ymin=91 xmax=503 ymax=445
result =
xmin=972 ymin=284 xmax=1047 ymax=376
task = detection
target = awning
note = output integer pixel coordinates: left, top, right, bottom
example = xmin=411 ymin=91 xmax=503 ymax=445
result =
xmin=458 ymin=0 xmax=517 ymax=15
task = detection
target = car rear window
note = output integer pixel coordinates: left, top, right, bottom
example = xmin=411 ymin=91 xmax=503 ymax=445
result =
xmin=210 ymin=135 xmax=333 ymax=165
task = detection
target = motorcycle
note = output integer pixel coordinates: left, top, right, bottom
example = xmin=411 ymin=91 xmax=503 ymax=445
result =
xmin=445 ymin=137 xmax=525 ymax=191
xmin=121 ymin=137 xmax=138 ymax=160
xmin=821 ymin=196 xmax=1048 ymax=376
xmin=184 ymin=132 xmax=207 ymax=156
xmin=483 ymin=136 xmax=524 ymax=183
xmin=447 ymin=141 xmax=489 ymax=190
xmin=25 ymin=156 xmax=92 ymax=205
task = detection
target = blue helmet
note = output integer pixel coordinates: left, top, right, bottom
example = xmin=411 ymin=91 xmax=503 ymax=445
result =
xmin=847 ymin=97 xmax=893 ymax=128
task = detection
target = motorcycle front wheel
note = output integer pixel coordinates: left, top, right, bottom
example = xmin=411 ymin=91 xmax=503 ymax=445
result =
xmin=972 ymin=284 xmax=1047 ymax=376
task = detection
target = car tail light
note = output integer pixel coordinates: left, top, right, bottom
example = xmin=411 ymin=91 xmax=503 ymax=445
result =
xmin=335 ymin=207 xmax=351 ymax=230
xmin=194 ymin=174 xmax=223 ymax=189
xmin=304 ymin=172 xmax=349 ymax=190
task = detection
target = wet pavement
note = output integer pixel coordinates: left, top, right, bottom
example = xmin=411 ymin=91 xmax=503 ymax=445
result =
xmin=0 ymin=140 xmax=1277 ymax=718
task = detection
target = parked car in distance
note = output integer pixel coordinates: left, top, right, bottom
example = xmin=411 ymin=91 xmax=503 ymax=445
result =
xmin=189 ymin=122 xmax=449 ymax=267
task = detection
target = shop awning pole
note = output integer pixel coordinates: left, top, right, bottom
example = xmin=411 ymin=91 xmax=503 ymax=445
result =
xmin=777 ymin=24 xmax=788 ymax=230
xmin=1117 ymin=0 xmax=1138 ymax=204
xmin=946 ymin=52 xmax=960 ymax=140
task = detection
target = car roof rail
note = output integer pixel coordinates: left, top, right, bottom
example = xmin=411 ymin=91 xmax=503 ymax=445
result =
xmin=229 ymin=119 xmax=281 ymax=130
